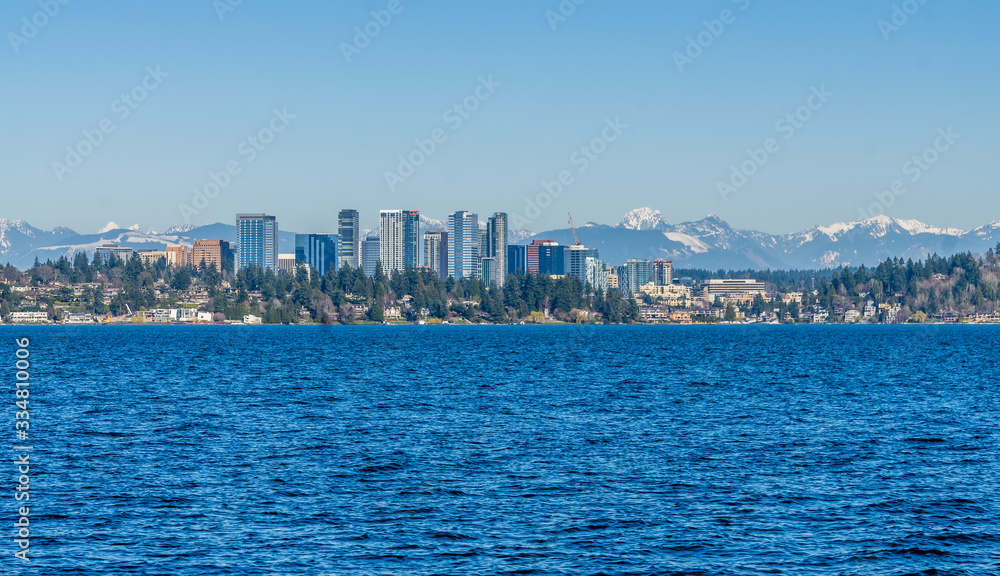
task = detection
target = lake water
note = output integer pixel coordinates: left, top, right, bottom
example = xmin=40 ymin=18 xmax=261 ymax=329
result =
xmin=12 ymin=325 xmax=1000 ymax=575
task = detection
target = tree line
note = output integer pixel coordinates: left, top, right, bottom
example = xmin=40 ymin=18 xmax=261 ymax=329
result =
xmin=4 ymin=251 xmax=640 ymax=324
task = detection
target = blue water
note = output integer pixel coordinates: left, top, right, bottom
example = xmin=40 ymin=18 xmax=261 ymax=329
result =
xmin=11 ymin=325 xmax=1000 ymax=575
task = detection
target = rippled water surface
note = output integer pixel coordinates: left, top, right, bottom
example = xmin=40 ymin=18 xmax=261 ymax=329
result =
xmin=13 ymin=325 xmax=1000 ymax=575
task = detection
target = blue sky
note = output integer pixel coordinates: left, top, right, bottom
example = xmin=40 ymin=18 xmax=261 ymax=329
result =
xmin=2 ymin=0 xmax=997 ymax=235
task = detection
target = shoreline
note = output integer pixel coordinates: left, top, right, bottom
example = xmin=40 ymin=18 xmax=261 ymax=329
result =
xmin=1 ymin=322 xmax=993 ymax=327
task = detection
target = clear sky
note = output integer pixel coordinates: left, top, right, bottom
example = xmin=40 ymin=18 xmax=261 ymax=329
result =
xmin=2 ymin=0 xmax=998 ymax=235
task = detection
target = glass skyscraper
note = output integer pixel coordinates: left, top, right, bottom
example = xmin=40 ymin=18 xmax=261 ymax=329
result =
xmin=485 ymin=212 xmax=508 ymax=286
xmin=447 ymin=211 xmax=479 ymax=279
xmin=507 ymin=244 xmax=526 ymax=275
xmin=361 ymin=235 xmax=380 ymax=277
xmin=236 ymin=213 xmax=278 ymax=271
xmin=337 ymin=209 xmax=360 ymax=270
xmin=622 ymin=259 xmax=652 ymax=293
xmin=295 ymin=233 xmax=338 ymax=276
xmin=379 ymin=209 xmax=419 ymax=274
xmin=564 ymin=245 xmax=599 ymax=285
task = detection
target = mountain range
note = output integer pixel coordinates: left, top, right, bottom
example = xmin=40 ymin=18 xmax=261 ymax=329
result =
xmin=2 ymin=209 xmax=998 ymax=271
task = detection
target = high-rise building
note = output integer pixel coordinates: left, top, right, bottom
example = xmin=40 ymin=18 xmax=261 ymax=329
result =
xmin=379 ymin=210 xmax=420 ymax=274
xmin=192 ymin=240 xmax=234 ymax=273
xmin=536 ymin=241 xmax=565 ymax=276
xmin=165 ymin=245 xmax=189 ymax=267
xmin=480 ymin=257 xmax=496 ymax=287
xmin=236 ymin=213 xmax=278 ymax=271
xmin=478 ymin=224 xmax=489 ymax=275
xmin=337 ymin=210 xmax=360 ymax=270
xmin=447 ymin=211 xmax=479 ymax=279
xmin=361 ymin=235 xmax=380 ymax=277
xmin=424 ymin=229 xmax=448 ymax=279
xmin=379 ymin=210 xmax=403 ymax=273
xmin=485 ymin=212 xmax=508 ymax=286
xmin=403 ymin=210 xmax=420 ymax=270
xmin=527 ymin=240 xmax=564 ymax=275
xmin=295 ymin=234 xmax=338 ymax=276
xmin=507 ymin=244 xmax=526 ymax=275
xmin=621 ymin=259 xmax=652 ymax=293
xmin=652 ymin=260 xmax=674 ymax=286
xmin=586 ymin=257 xmax=609 ymax=292
xmin=564 ymin=245 xmax=598 ymax=284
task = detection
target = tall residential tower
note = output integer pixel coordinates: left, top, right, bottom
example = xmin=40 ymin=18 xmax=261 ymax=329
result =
xmin=236 ymin=213 xmax=278 ymax=271
xmin=447 ymin=211 xmax=479 ymax=279
xmin=485 ymin=212 xmax=508 ymax=286
xmin=337 ymin=209 xmax=360 ymax=270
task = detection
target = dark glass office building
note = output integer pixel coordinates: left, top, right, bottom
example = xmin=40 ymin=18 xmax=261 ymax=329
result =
xmin=295 ymin=233 xmax=338 ymax=276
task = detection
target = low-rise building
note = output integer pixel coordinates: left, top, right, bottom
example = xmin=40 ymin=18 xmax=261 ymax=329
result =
xmin=638 ymin=305 xmax=669 ymax=323
xmin=669 ymin=311 xmax=692 ymax=323
xmin=640 ymin=282 xmax=691 ymax=306
xmin=10 ymin=311 xmax=50 ymax=323
xmin=973 ymin=312 xmax=1000 ymax=323
xmin=782 ymin=292 xmax=803 ymax=304
xmin=702 ymin=279 xmax=766 ymax=296
xmin=864 ymin=301 xmax=876 ymax=318
xmin=137 ymin=250 xmax=166 ymax=266
xmin=277 ymin=254 xmax=296 ymax=276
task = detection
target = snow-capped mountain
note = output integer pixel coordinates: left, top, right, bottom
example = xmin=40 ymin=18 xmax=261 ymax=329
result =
xmin=0 ymin=219 xmax=78 ymax=266
xmin=619 ymin=207 xmax=665 ymax=231
xmin=419 ymin=214 xmax=447 ymax=231
xmin=165 ymin=223 xmax=196 ymax=234
xmin=519 ymin=210 xmax=1000 ymax=269
xmin=1 ymin=223 xmax=295 ymax=269
xmin=4 ymin=211 xmax=1000 ymax=270
xmin=509 ymin=228 xmax=534 ymax=244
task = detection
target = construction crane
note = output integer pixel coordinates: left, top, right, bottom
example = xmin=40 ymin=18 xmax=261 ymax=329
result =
xmin=568 ymin=212 xmax=582 ymax=245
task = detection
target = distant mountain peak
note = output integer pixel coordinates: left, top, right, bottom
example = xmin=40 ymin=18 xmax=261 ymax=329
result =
xmin=619 ymin=207 xmax=663 ymax=230
xmin=418 ymin=214 xmax=446 ymax=231
xmin=97 ymin=221 xmax=120 ymax=234
xmin=816 ymin=216 xmax=966 ymax=240
xmin=165 ymin=223 xmax=195 ymax=234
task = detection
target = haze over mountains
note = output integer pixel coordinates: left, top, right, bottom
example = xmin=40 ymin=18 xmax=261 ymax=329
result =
xmin=2 ymin=209 xmax=999 ymax=271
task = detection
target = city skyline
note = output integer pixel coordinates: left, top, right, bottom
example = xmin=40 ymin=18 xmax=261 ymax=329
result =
xmin=3 ymin=2 xmax=997 ymax=236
